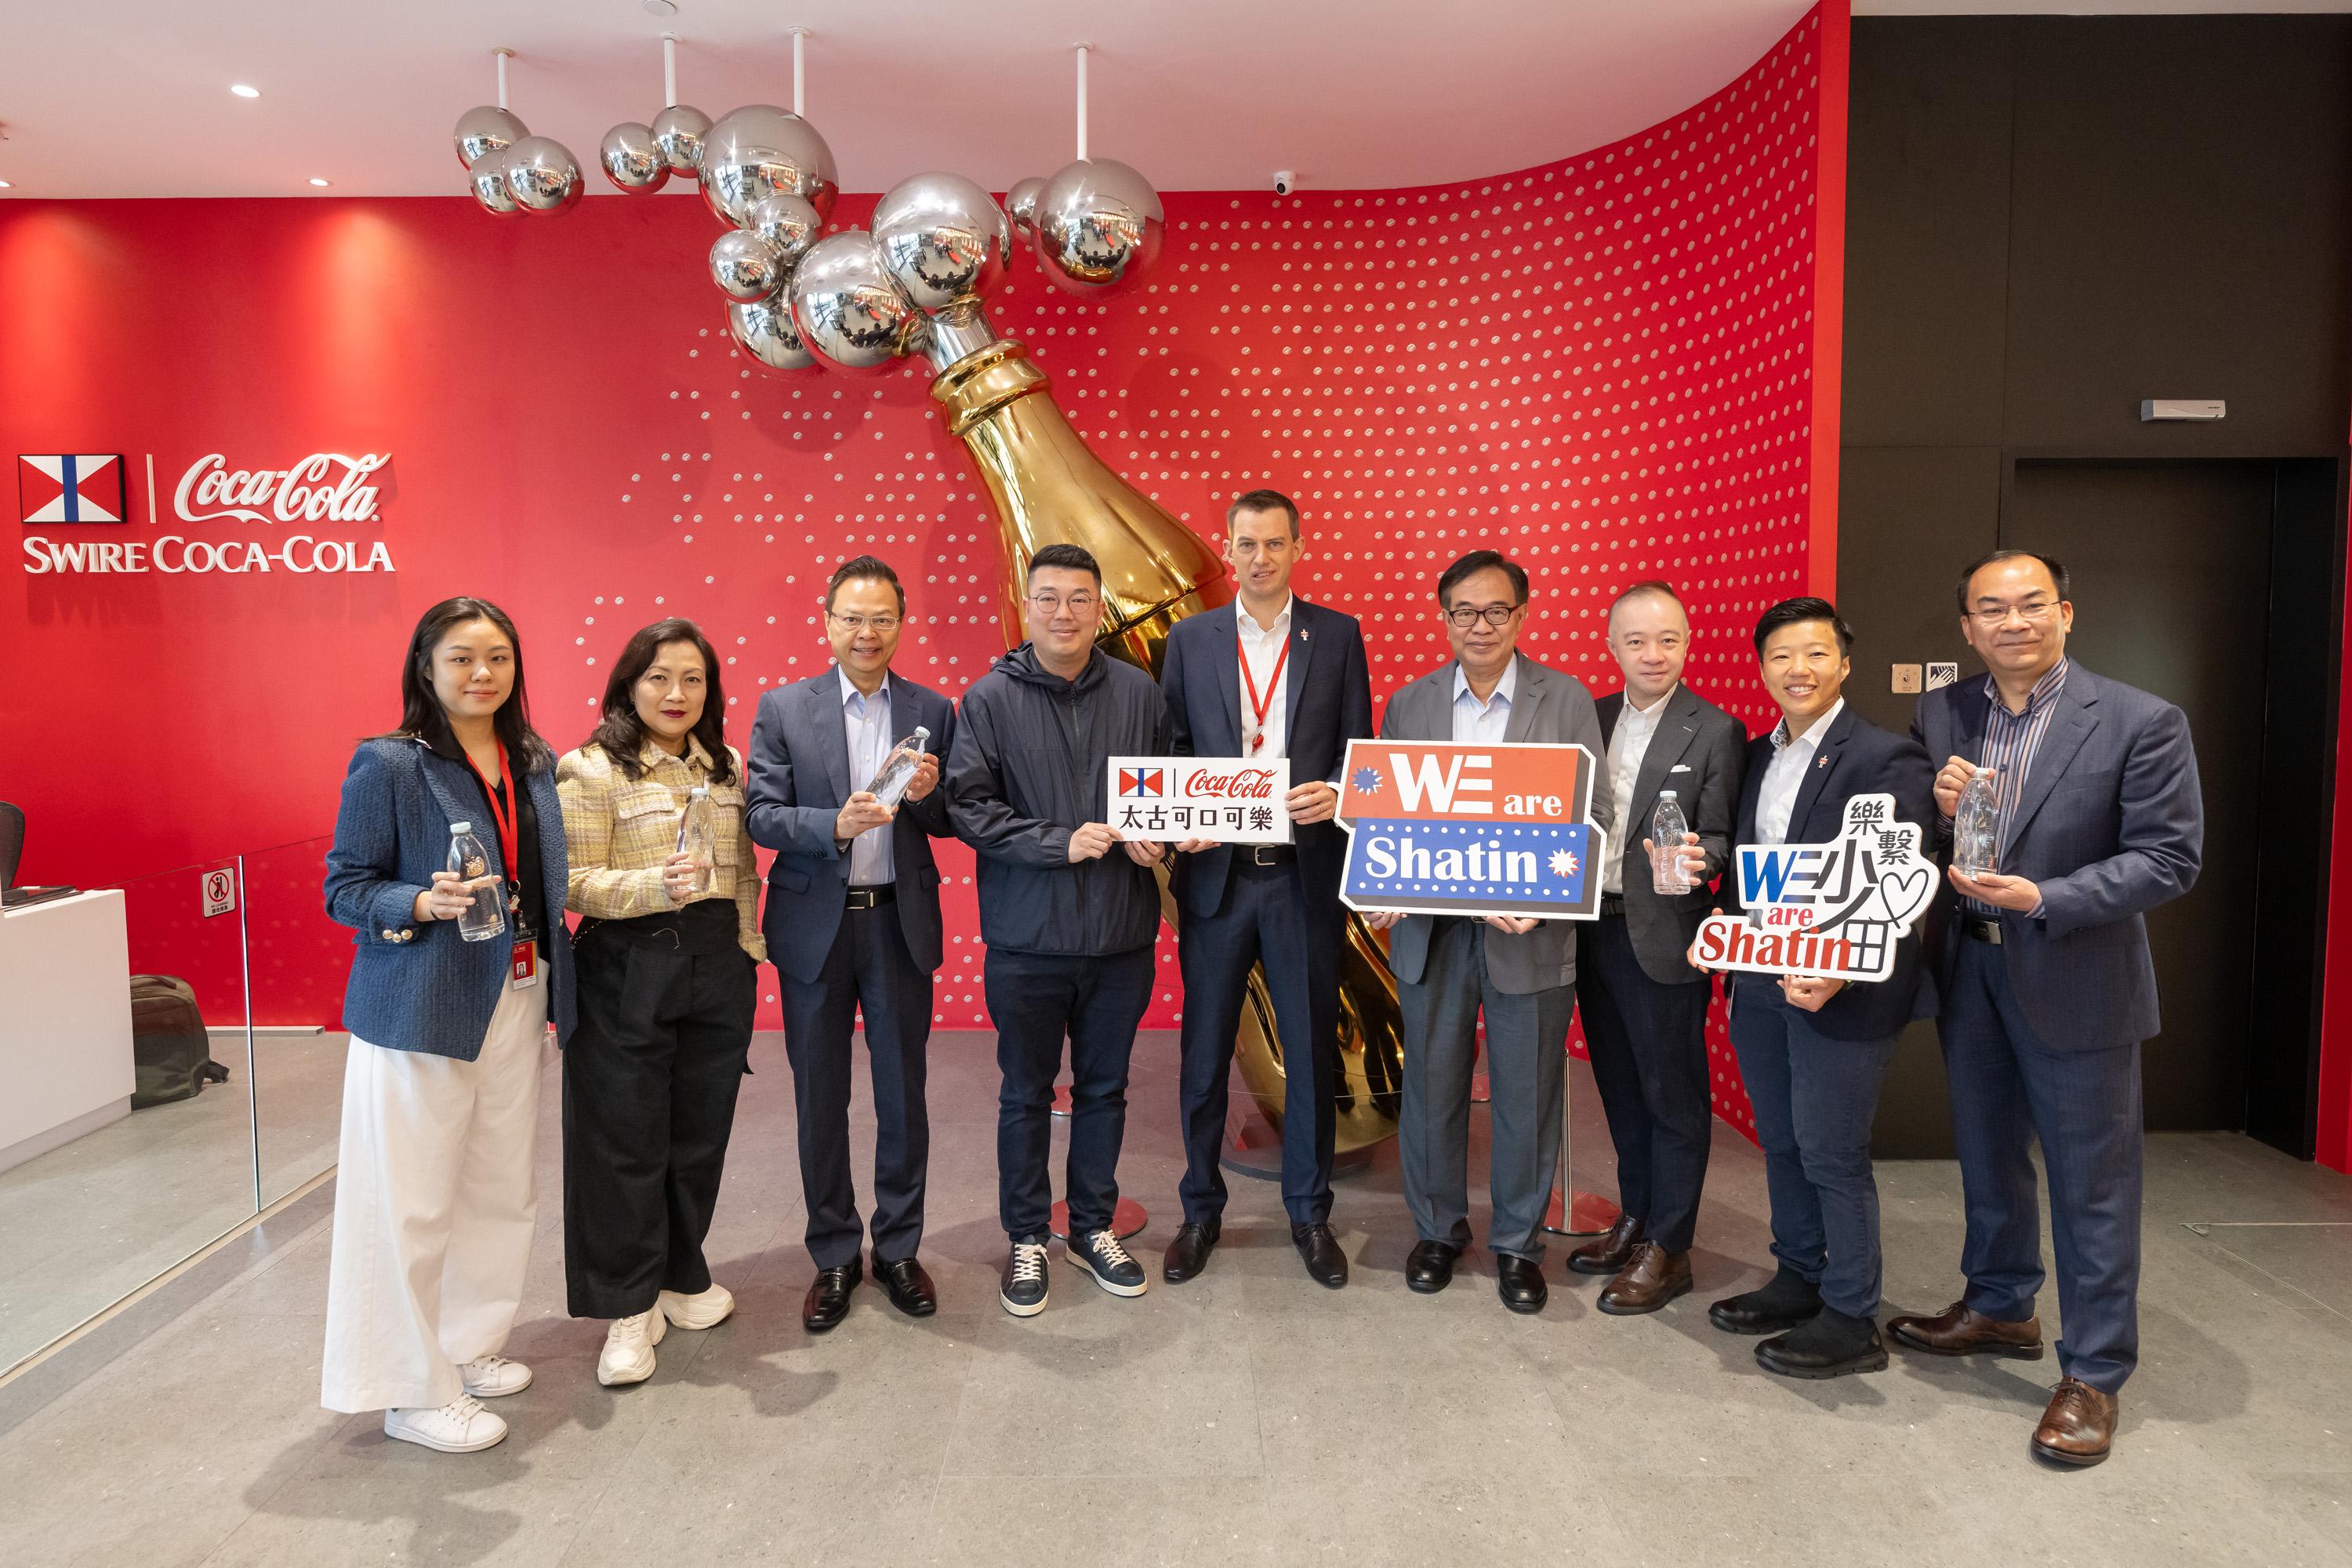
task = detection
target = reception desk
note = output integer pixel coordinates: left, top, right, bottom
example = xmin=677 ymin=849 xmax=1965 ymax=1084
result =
xmin=0 ymin=891 xmax=136 ymax=1173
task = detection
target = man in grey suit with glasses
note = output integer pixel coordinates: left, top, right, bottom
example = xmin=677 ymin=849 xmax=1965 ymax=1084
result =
xmin=1361 ymin=549 xmax=1613 ymax=1315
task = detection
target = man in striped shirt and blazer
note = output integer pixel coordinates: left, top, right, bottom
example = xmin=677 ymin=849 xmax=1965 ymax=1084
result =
xmin=1898 ymin=550 xmax=2204 ymax=1468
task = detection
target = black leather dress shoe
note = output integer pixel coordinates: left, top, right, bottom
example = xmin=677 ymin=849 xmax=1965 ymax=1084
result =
xmin=1707 ymin=1267 xmax=1824 ymax=1336
xmin=873 ymin=1255 xmax=938 ymax=1318
xmin=1755 ymin=1308 xmax=1888 ymax=1379
xmin=1292 ymin=1223 xmax=1348 ymax=1289
xmin=1406 ymin=1240 xmax=1460 ymax=1294
xmin=1497 ymin=1253 xmax=1549 ymax=1315
xmin=802 ymin=1258 xmax=862 ymax=1334
xmin=1163 ymin=1219 xmax=1220 ymax=1282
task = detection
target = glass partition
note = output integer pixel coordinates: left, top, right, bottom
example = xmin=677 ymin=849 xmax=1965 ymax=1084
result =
xmin=0 ymin=858 xmax=258 ymax=1375
xmin=241 ymin=835 xmax=347 ymax=1209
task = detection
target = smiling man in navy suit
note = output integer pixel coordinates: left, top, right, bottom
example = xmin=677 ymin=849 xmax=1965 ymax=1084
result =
xmin=1893 ymin=550 xmax=2202 ymax=1468
xmin=1695 ymin=597 xmax=1936 ymax=1381
xmin=745 ymin=556 xmax=960 ymax=1334
xmin=1159 ymin=489 xmax=1374 ymax=1289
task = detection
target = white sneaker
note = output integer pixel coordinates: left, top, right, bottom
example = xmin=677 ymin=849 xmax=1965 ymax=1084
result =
xmin=384 ymin=1394 xmax=507 ymax=1453
xmin=457 ymin=1354 xmax=532 ymax=1399
xmin=597 ymin=1310 xmax=666 ymax=1387
xmin=658 ymin=1281 xmax=736 ymax=1330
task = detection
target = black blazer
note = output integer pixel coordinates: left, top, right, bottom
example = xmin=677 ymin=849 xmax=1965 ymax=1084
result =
xmin=1160 ymin=597 xmax=1373 ymax=919
xmin=1726 ymin=702 xmax=1937 ymax=1041
xmin=1595 ymin=684 xmax=1748 ymax=985
xmin=744 ymin=668 xmax=959 ymax=985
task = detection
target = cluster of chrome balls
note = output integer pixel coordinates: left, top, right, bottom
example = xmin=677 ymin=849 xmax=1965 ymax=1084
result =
xmin=449 ymin=96 xmax=1163 ymax=379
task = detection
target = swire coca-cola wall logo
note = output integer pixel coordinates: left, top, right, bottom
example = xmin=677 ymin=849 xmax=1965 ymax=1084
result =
xmin=21 ymin=449 xmax=398 ymax=576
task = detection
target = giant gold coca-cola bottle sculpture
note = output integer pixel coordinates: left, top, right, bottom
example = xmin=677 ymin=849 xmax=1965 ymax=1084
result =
xmin=459 ymin=95 xmax=1408 ymax=1149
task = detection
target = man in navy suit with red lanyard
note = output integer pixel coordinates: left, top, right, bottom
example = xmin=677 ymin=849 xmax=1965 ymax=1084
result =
xmin=1894 ymin=550 xmax=2202 ymax=1467
xmin=1158 ymin=488 xmax=1374 ymax=1290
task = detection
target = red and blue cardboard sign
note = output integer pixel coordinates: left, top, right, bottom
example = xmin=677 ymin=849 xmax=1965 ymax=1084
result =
xmin=1334 ymin=739 xmax=1607 ymax=920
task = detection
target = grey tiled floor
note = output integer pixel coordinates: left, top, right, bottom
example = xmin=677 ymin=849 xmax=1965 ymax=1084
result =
xmin=1 ymin=1028 xmax=2347 ymax=1567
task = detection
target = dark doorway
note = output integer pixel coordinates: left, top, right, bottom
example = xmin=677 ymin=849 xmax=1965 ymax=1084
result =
xmin=2005 ymin=459 xmax=2339 ymax=1147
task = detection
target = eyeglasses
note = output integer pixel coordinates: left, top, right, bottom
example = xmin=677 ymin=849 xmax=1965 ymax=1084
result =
xmin=1966 ymin=601 xmax=2060 ymax=628
xmin=1443 ymin=603 xmax=1523 ymax=629
xmin=828 ymin=612 xmax=902 ymax=633
xmin=1028 ymin=593 xmax=1101 ymax=617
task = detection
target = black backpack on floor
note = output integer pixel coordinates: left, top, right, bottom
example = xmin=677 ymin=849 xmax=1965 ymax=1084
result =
xmin=129 ymin=975 xmax=231 ymax=1109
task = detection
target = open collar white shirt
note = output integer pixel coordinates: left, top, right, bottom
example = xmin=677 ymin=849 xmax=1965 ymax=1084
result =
xmin=841 ymin=669 xmax=895 ymax=885
xmin=1236 ymin=594 xmax=1293 ymax=760
xmin=1450 ymin=657 xmax=1518 ymax=745
xmin=1602 ymin=684 xmax=1676 ymax=895
xmin=1757 ymin=697 xmax=1843 ymax=847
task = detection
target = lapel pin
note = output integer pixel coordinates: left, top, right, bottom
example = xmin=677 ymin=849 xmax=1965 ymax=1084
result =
xmin=1816 ymin=756 xmax=1830 ymax=769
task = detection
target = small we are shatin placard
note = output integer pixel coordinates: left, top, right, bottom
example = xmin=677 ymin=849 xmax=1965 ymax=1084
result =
xmin=1106 ymin=757 xmax=1294 ymax=844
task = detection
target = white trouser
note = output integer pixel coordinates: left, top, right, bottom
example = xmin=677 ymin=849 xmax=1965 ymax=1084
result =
xmin=321 ymin=975 xmax=547 ymax=1414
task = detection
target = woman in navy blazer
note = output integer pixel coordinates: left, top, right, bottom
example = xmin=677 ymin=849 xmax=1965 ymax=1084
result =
xmin=319 ymin=597 xmax=575 ymax=1455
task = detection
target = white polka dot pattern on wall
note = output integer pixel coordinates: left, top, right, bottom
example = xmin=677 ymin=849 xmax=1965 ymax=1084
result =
xmin=572 ymin=14 xmax=1831 ymax=1138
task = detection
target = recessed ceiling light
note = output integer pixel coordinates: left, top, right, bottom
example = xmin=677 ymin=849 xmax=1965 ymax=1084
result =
xmin=0 ymin=180 xmax=12 ymax=190
xmin=642 ymin=0 xmax=678 ymax=15
xmin=309 ymin=177 xmax=331 ymax=187
xmin=230 ymin=84 xmax=261 ymax=99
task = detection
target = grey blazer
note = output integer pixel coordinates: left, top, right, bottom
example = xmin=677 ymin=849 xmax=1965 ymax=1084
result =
xmin=1376 ymin=653 xmax=1614 ymax=996
xmin=1595 ymin=684 xmax=1748 ymax=985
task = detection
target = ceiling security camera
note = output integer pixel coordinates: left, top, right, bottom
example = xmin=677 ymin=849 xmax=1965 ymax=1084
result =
xmin=1272 ymin=170 xmax=1295 ymax=196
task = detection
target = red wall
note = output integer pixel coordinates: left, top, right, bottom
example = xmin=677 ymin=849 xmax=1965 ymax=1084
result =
xmin=2 ymin=9 xmax=1846 ymax=1134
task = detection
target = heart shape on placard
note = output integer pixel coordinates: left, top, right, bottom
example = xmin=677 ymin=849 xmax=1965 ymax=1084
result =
xmin=1880 ymin=866 xmax=1932 ymax=923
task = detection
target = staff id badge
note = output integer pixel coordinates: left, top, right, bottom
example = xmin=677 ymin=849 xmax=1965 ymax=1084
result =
xmin=510 ymin=940 xmax=540 ymax=989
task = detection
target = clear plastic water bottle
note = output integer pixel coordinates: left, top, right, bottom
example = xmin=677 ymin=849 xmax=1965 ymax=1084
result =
xmin=1954 ymin=765 xmax=2002 ymax=878
xmin=1650 ymin=790 xmax=1694 ymax=894
xmin=448 ymin=822 xmax=506 ymax=942
xmin=867 ymin=724 xmax=934 ymax=809
xmin=676 ymin=785 xmax=717 ymax=898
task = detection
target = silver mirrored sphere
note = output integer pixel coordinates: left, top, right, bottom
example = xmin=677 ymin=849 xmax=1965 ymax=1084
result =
xmin=746 ymin=193 xmax=823 ymax=263
xmin=699 ymin=104 xmax=840 ymax=228
xmin=503 ymin=136 xmax=583 ymax=213
xmin=1032 ymin=158 xmax=1164 ymax=296
xmin=454 ymin=105 xmax=528 ymax=170
xmin=600 ymin=122 xmax=670 ymax=193
xmin=728 ymin=296 xmax=815 ymax=373
xmin=468 ymin=147 xmax=521 ymax=216
xmin=1005 ymin=176 xmax=1045 ymax=234
xmin=651 ymin=104 xmax=713 ymax=175
xmin=872 ymin=172 xmax=1011 ymax=313
xmin=711 ymin=229 xmax=789 ymax=303
xmin=787 ymin=230 xmax=920 ymax=376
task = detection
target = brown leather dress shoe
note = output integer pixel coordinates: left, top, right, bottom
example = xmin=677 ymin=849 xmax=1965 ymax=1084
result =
xmin=1566 ymin=1214 xmax=1644 ymax=1276
xmin=2032 ymin=1378 xmax=2118 ymax=1466
xmin=1887 ymin=1300 xmax=2045 ymax=1359
xmin=1596 ymin=1242 xmax=1693 ymax=1316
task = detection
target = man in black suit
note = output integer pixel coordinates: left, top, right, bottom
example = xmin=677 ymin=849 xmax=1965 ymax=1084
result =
xmin=1693 ymin=597 xmax=1936 ymax=1380
xmin=745 ymin=556 xmax=959 ymax=1332
xmin=1158 ymin=489 xmax=1374 ymax=1290
xmin=1893 ymin=550 xmax=2202 ymax=1467
xmin=1569 ymin=581 xmax=1745 ymax=1315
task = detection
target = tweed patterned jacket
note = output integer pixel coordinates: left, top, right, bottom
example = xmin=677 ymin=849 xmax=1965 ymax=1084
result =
xmin=554 ymin=736 xmax=765 ymax=960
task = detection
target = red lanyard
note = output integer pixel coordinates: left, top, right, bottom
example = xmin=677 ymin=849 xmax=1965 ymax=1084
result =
xmin=461 ymin=742 xmax=519 ymax=886
xmin=1238 ymin=630 xmax=1290 ymax=754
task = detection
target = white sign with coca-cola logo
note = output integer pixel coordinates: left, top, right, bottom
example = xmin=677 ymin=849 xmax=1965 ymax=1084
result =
xmin=1107 ymin=757 xmax=1294 ymax=844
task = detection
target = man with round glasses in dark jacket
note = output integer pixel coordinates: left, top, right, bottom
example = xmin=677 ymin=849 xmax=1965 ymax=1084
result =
xmin=946 ymin=543 xmax=1173 ymax=1318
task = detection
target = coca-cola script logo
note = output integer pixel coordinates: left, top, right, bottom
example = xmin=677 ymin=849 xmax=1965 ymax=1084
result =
xmin=1185 ymin=767 xmax=1279 ymax=800
xmin=174 ymin=452 xmax=390 ymax=525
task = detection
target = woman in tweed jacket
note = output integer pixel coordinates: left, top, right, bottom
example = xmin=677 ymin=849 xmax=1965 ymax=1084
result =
xmin=319 ymin=596 xmax=575 ymax=1455
xmin=555 ymin=617 xmax=764 ymax=1388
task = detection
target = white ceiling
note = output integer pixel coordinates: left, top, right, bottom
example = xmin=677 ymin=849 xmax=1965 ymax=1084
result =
xmin=1 ymin=1 xmax=2345 ymax=200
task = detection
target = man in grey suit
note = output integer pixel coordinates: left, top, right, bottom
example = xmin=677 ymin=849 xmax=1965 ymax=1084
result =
xmin=1569 ymin=581 xmax=1746 ymax=1316
xmin=1362 ymin=550 xmax=1614 ymax=1313
xmin=1893 ymin=550 xmax=2203 ymax=1467
xmin=745 ymin=556 xmax=960 ymax=1333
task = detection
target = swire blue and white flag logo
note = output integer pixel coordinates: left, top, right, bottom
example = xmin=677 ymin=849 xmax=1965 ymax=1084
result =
xmin=18 ymin=455 xmax=125 ymax=523
xmin=1690 ymin=793 xmax=1936 ymax=983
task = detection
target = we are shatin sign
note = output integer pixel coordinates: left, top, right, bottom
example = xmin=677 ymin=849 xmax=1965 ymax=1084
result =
xmin=1335 ymin=740 xmax=1606 ymax=920
xmin=1690 ymin=793 xmax=1936 ymax=983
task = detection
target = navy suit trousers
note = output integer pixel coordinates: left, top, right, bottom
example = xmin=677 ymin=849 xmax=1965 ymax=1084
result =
xmin=1943 ymin=936 xmax=2144 ymax=1393
xmin=780 ymin=904 xmax=935 ymax=1269
xmin=1575 ymin=915 xmax=1714 ymax=1253
xmin=986 ymin=946 xmax=1155 ymax=1243
xmin=1174 ymin=859 xmax=1340 ymax=1227
xmin=1729 ymin=975 xmax=1897 ymax=1319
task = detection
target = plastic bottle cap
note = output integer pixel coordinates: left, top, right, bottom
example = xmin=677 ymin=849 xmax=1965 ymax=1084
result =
xmin=1658 ymin=789 xmax=1676 ymax=799
xmin=690 ymin=785 xmax=710 ymax=797
xmin=449 ymin=822 xmax=473 ymax=833
xmin=914 ymin=725 xmax=931 ymax=742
